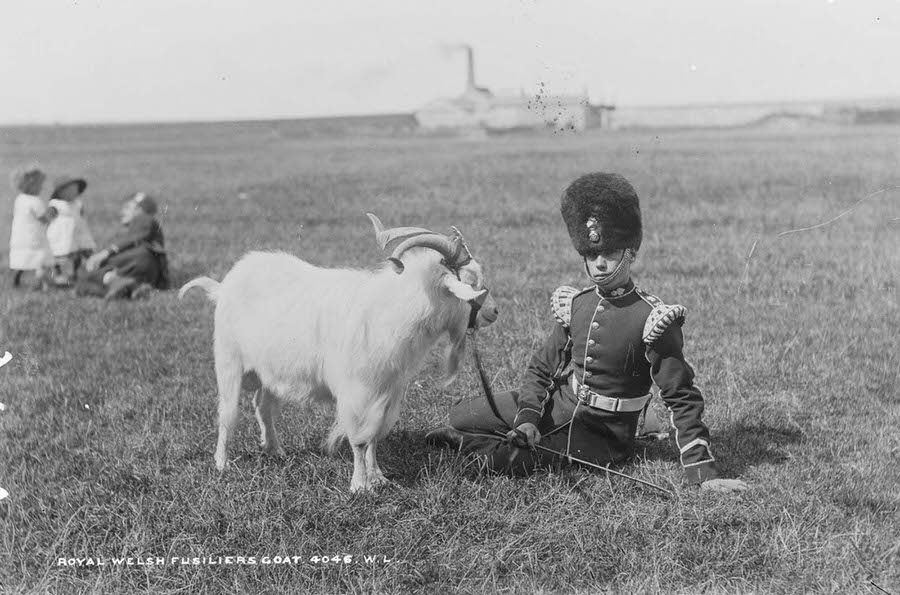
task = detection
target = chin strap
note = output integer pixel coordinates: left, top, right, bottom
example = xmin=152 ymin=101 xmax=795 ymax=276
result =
xmin=585 ymin=248 xmax=635 ymax=292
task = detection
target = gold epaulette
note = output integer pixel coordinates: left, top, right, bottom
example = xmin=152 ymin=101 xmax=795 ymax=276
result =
xmin=635 ymin=287 xmax=686 ymax=345
xmin=550 ymin=286 xmax=591 ymax=328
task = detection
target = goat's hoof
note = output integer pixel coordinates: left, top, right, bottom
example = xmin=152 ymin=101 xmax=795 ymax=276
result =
xmin=349 ymin=481 xmax=371 ymax=494
xmin=260 ymin=443 xmax=286 ymax=458
xmin=368 ymin=473 xmax=391 ymax=488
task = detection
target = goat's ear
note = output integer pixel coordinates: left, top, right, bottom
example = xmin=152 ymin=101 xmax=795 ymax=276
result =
xmin=442 ymin=273 xmax=487 ymax=302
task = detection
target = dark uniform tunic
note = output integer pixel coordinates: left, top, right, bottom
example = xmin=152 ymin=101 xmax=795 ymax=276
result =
xmin=448 ymin=278 xmax=719 ymax=484
xmin=75 ymin=213 xmax=170 ymax=296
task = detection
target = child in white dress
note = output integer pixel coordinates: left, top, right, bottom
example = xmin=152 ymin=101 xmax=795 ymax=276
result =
xmin=46 ymin=175 xmax=96 ymax=285
xmin=8 ymin=165 xmax=53 ymax=289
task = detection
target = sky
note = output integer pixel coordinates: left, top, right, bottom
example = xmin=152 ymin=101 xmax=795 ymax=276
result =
xmin=1 ymin=0 xmax=899 ymax=124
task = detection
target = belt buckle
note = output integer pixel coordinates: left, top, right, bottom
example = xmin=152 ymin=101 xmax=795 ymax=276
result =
xmin=578 ymin=382 xmax=594 ymax=407
xmin=581 ymin=386 xmax=606 ymax=410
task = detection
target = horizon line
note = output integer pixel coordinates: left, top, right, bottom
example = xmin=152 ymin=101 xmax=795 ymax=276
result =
xmin=2 ymin=94 xmax=898 ymax=129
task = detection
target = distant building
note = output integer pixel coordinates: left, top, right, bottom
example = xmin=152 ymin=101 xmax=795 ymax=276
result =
xmin=415 ymin=46 xmax=593 ymax=133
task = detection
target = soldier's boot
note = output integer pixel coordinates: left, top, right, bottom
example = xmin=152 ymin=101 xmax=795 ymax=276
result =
xmin=425 ymin=426 xmax=464 ymax=450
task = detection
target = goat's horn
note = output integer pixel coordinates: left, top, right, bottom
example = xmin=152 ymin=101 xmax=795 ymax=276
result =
xmin=367 ymin=213 xmax=390 ymax=250
xmin=366 ymin=213 xmax=435 ymax=251
xmin=388 ymin=233 xmax=461 ymax=273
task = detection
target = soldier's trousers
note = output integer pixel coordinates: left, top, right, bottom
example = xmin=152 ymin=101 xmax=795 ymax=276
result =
xmin=448 ymin=384 xmax=642 ymax=475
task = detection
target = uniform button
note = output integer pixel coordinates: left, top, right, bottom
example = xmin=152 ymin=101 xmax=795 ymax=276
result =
xmin=591 ymin=321 xmax=600 ymax=329
xmin=585 ymin=356 xmax=593 ymax=363
xmin=588 ymin=339 xmax=595 ymax=346
xmin=584 ymin=371 xmax=593 ymax=378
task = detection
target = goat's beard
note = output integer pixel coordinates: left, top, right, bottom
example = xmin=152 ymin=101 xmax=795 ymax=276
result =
xmin=440 ymin=338 xmax=465 ymax=387
xmin=584 ymin=249 xmax=634 ymax=293
xmin=439 ymin=320 xmax=469 ymax=387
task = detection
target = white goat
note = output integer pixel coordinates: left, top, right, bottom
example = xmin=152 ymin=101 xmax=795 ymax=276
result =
xmin=179 ymin=214 xmax=498 ymax=492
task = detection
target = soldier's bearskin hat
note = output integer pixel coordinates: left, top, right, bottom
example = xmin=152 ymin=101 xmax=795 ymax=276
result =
xmin=560 ymin=173 xmax=642 ymax=256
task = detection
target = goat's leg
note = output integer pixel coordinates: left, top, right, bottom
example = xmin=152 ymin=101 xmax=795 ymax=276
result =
xmin=349 ymin=441 xmax=369 ymax=493
xmin=214 ymin=351 xmax=243 ymax=471
xmin=338 ymin=380 xmax=402 ymax=491
xmin=338 ymin=380 xmax=383 ymax=492
xmin=253 ymin=388 xmax=285 ymax=458
xmin=363 ymin=390 xmax=404 ymax=488
xmin=364 ymin=441 xmax=389 ymax=487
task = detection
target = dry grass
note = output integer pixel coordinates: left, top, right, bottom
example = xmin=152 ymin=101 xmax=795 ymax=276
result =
xmin=1 ymin=121 xmax=898 ymax=594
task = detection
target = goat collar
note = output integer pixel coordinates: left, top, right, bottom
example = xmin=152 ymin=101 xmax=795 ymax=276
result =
xmin=446 ymin=252 xmax=485 ymax=331
xmin=442 ymin=246 xmax=472 ymax=272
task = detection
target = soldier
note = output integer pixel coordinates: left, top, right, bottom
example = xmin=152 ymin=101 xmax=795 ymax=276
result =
xmin=427 ymin=172 xmax=747 ymax=493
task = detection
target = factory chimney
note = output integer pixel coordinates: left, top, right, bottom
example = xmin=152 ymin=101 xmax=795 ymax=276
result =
xmin=464 ymin=44 xmax=476 ymax=92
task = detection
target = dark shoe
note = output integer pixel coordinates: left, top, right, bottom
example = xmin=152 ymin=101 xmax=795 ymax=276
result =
xmin=104 ymin=276 xmax=137 ymax=301
xmin=425 ymin=426 xmax=464 ymax=450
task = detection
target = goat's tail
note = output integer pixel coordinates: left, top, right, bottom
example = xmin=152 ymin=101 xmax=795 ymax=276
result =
xmin=178 ymin=276 xmax=221 ymax=303
xmin=323 ymin=424 xmax=346 ymax=455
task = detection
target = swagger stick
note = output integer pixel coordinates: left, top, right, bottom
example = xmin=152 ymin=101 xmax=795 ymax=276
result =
xmin=539 ymin=444 xmax=674 ymax=496
xmin=490 ymin=430 xmax=674 ymax=496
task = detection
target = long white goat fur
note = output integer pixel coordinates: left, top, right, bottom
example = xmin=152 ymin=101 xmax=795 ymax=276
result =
xmin=179 ymin=247 xmax=479 ymax=453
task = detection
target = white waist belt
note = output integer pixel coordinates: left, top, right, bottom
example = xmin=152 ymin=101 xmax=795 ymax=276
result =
xmin=571 ymin=375 xmax=651 ymax=413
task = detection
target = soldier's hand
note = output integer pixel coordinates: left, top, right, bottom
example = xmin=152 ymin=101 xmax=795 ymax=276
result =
xmin=507 ymin=423 xmax=540 ymax=448
xmin=700 ymin=478 xmax=749 ymax=494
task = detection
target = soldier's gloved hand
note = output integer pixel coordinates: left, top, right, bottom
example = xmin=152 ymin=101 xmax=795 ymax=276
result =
xmin=507 ymin=423 xmax=541 ymax=448
xmin=700 ymin=478 xmax=749 ymax=493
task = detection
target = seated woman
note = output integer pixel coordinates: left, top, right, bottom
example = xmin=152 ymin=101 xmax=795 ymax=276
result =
xmin=77 ymin=192 xmax=169 ymax=300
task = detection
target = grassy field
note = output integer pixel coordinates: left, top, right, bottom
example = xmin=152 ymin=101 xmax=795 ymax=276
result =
xmin=1 ymin=120 xmax=898 ymax=594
